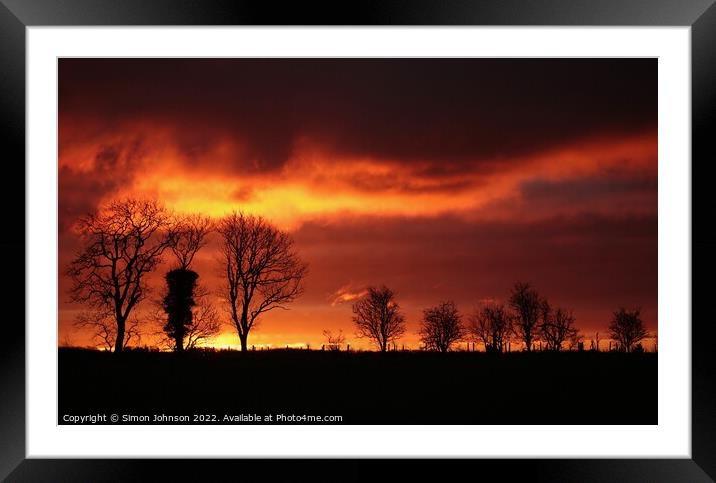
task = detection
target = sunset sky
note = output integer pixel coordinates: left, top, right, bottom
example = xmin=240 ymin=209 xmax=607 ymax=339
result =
xmin=58 ymin=58 xmax=657 ymax=350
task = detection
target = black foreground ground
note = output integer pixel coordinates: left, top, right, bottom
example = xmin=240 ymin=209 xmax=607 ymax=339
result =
xmin=59 ymin=348 xmax=657 ymax=425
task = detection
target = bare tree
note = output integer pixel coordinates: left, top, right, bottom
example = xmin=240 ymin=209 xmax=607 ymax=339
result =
xmin=148 ymin=271 xmax=223 ymax=352
xmin=538 ymin=300 xmax=578 ymax=351
xmin=469 ymin=303 xmax=512 ymax=353
xmin=322 ymin=329 xmax=346 ymax=351
xmin=508 ymin=282 xmax=542 ymax=352
xmin=152 ymin=286 xmax=222 ymax=351
xmin=67 ymin=199 xmax=177 ymax=352
xmin=60 ymin=333 xmax=75 ymax=348
xmin=217 ymin=212 xmax=307 ymax=351
xmin=609 ymin=307 xmax=648 ymax=352
xmin=184 ymin=293 xmax=222 ymax=350
xmin=74 ymin=310 xmax=140 ymax=352
xmin=419 ymin=301 xmax=465 ymax=353
xmin=147 ymin=285 xmax=223 ymax=351
xmin=171 ymin=214 xmax=213 ymax=270
xmin=352 ymin=285 xmax=406 ymax=352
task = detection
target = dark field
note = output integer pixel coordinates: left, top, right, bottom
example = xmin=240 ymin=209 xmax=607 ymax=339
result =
xmin=59 ymin=348 xmax=657 ymax=425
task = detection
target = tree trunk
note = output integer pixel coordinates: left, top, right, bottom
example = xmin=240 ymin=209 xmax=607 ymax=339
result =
xmin=115 ymin=318 xmax=125 ymax=353
xmin=175 ymin=335 xmax=184 ymax=352
xmin=239 ymin=333 xmax=248 ymax=352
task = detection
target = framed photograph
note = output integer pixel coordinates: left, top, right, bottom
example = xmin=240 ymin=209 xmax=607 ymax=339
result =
xmin=3 ymin=0 xmax=714 ymax=479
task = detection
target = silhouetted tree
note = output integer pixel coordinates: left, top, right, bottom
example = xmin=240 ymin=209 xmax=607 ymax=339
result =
xmin=151 ymin=285 xmax=222 ymax=351
xmin=171 ymin=214 xmax=213 ymax=270
xmin=182 ymin=292 xmax=222 ymax=350
xmin=539 ymin=300 xmax=578 ymax=351
xmin=162 ymin=268 xmax=199 ymax=352
xmin=217 ymin=212 xmax=307 ymax=351
xmin=161 ymin=215 xmax=213 ymax=352
xmin=74 ymin=309 xmax=140 ymax=351
xmin=67 ymin=199 xmax=177 ymax=353
xmin=609 ymin=308 xmax=648 ymax=352
xmin=60 ymin=334 xmax=75 ymax=348
xmin=509 ymin=282 xmax=542 ymax=352
xmin=419 ymin=301 xmax=465 ymax=353
xmin=322 ymin=329 xmax=346 ymax=351
xmin=469 ymin=303 xmax=512 ymax=353
xmin=352 ymin=285 xmax=406 ymax=352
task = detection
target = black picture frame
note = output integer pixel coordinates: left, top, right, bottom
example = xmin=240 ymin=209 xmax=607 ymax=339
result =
xmin=2 ymin=1 xmax=714 ymax=480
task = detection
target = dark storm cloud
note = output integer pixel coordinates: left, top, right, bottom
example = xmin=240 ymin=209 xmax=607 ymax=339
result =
xmin=516 ymin=174 xmax=658 ymax=213
xmin=522 ymin=176 xmax=657 ymax=202
xmin=58 ymin=136 xmax=147 ymax=231
xmin=59 ymin=58 xmax=657 ymax=172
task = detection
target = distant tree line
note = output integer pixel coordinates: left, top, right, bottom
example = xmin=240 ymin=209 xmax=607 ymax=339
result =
xmin=349 ymin=282 xmax=650 ymax=354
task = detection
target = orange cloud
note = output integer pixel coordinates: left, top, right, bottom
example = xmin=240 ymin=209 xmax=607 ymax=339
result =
xmin=328 ymin=285 xmax=369 ymax=307
xmin=81 ymin=129 xmax=657 ymax=232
